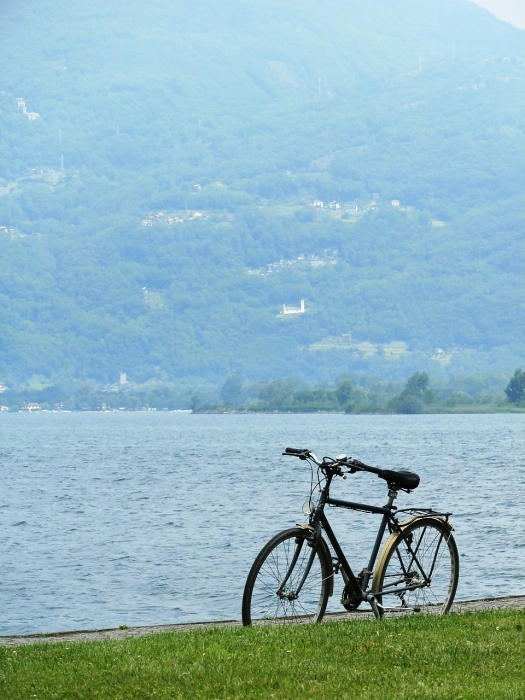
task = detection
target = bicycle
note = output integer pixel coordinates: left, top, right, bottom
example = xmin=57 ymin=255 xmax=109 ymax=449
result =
xmin=242 ymin=447 xmax=459 ymax=625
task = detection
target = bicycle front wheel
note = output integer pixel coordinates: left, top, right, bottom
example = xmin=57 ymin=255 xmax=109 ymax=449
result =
xmin=372 ymin=517 xmax=459 ymax=615
xmin=242 ymin=527 xmax=332 ymax=626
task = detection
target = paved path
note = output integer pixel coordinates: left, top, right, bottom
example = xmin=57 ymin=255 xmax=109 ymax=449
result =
xmin=2 ymin=595 xmax=524 ymax=647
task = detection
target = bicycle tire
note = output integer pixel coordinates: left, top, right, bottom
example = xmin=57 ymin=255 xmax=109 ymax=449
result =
xmin=372 ymin=516 xmax=459 ymax=615
xmin=242 ymin=527 xmax=332 ymax=626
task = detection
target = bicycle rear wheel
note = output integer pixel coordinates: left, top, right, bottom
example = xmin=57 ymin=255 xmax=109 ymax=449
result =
xmin=372 ymin=517 xmax=459 ymax=615
xmin=242 ymin=527 xmax=332 ymax=626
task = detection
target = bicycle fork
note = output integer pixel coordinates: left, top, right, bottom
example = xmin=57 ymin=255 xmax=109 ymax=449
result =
xmin=276 ymin=534 xmax=318 ymax=601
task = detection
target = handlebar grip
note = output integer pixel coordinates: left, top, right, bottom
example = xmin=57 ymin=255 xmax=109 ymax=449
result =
xmin=352 ymin=458 xmax=368 ymax=468
xmin=349 ymin=458 xmax=382 ymax=475
xmin=284 ymin=447 xmax=309 ymax=455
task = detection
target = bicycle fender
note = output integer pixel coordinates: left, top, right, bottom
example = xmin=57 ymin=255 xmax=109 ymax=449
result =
xmin=397 ymin=515 xmax=454 ymax=532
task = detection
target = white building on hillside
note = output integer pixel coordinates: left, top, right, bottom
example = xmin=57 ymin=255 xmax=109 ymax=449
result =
xmin=281 ymin=299 xmax=305 ymax=315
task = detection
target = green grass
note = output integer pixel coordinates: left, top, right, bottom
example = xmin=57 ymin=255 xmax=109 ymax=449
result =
xmin=1 ymin=610 xmax=524 ymax=699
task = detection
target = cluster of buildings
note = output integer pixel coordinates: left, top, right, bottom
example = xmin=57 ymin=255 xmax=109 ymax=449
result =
xmin=311 ymin=200 xmax=341 ymax=209
xmin=16 ymin=97 xmax=40 ymax=121
xmin=0 ymin=403 xmax=43 ymax=412
xmin=309 ymin=195 xmax=415 ymax=214
xmin=248 ymin=250 xmax=337 ymax=277
xmin=141 ymin=210 xmax=207 ymax=226
xmin=391 ymin=200 xmax=414 ymax=212
xmin=193 ymin=182 xmax=224 ymax=190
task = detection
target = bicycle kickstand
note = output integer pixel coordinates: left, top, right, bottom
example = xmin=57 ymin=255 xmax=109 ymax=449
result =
xmin=363 ymin=592 xmax=381 ymax=619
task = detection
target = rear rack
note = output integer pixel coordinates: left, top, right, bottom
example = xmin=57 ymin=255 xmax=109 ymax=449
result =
xmin=390 ymin=508 xmax=452 ymax=532
xmin=395 ymin=508 xmax=452 ymax=518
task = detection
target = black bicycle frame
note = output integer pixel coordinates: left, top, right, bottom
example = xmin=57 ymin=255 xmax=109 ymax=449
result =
xmin=312 ymin=471 xmax=397 ymax=600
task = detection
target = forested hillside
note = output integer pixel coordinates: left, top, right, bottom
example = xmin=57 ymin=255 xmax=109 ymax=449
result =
xmin=0 ymin=0 xmax=524 ymax=389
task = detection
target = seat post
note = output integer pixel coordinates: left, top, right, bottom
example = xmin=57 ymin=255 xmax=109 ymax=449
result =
xmin=385 ymin=487 xmax=398 ymax=509
xmin=363 ymin=488 xmax=398 ymax=590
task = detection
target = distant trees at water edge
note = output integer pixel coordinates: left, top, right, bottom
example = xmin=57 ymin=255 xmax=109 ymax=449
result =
xmin=1 ymin=370 xmax=524 ymax=414
xmin=209 ymin=370 xmax=525 ymax=414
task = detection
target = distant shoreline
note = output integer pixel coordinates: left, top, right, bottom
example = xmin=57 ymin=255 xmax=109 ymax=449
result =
xmin=1 ymin=407 xmax=524 ymax=415
xmin=193 ymin=406 xmax=525 ymax=415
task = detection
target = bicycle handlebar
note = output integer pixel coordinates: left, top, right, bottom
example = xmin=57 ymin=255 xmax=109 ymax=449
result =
xmin=283 ymin=447 xmax=312 ymax=461
xmin=284 ymin=447 xmax=379 ymax=475
xmin=283 ymin=447 xmax=420 ymax=491
xmin=345 ymin=457 xmax=382 ymax=475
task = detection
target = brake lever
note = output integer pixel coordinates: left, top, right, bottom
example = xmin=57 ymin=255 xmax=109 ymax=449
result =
xmin=343 ymin=458 xmax=361 ymax=474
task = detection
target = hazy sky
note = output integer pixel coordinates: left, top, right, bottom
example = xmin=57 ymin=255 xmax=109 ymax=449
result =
xmin=472 ymin=0 xmax=525 ymax=29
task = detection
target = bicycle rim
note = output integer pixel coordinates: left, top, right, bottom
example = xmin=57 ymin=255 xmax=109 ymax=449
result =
xmin=373 ymin=518 xmax=459 ymax=614
xmin=243 ymin=528 xmax=330 ymax=625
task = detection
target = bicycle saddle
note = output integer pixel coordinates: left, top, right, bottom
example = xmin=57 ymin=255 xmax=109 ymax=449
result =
xmin=378 ymin=469 xmax=420 ymax=490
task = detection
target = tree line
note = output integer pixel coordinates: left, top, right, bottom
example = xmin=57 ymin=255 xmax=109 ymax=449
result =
xmin=2 ymin=370 xmax=523 ymax=413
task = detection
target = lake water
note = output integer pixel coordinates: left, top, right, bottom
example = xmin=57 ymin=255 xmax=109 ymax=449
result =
xmin=0 ymin=412 xmax=523 ymax=635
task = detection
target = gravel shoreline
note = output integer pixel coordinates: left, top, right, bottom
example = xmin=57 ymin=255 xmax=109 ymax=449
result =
xmin=2 ymin=595 xmax=524 ymax=647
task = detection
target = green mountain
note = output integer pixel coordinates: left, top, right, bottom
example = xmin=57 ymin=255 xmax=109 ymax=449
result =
xmin=0 ymin=0 xmax=524 ymax=388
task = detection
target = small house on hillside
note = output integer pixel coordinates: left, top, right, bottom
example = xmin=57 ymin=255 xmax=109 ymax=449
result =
xmin=280 ymin=299 xmax=305 ymax=315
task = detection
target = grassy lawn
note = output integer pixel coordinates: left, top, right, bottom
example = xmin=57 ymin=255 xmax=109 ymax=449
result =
xmin=1 ymin=610 xmax=524 ymax=699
